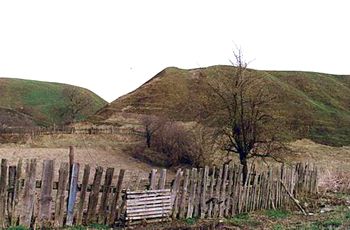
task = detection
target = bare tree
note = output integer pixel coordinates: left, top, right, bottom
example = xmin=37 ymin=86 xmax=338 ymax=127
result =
xmin=58 ymin=87 xmax=93 ymax=124
xmin=141 ymin=115 xmax=167 ymax=148
xmin=206 ymin=50 xmax=282 ymax=183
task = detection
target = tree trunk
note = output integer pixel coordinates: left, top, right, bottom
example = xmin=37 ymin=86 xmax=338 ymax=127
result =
xmin=146 ymin=132 xmax=151 ymax=148
xmin=240 ymin=156 xmax=248 ymax=185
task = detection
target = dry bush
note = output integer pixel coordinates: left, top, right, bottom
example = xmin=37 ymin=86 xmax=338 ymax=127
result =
xmin=318 ymin=170 xmax=350 ymax=193
xmin=137 ymin=116 xmax=215 ymax=167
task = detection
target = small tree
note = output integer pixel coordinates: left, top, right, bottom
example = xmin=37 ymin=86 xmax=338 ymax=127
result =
xmin=207 ymin=50 xmax=281 ymax=183
xmin=141 ymin=115 xmax=166 ymax=148
xmin=58 ymin=87 xmax=93 ymax=124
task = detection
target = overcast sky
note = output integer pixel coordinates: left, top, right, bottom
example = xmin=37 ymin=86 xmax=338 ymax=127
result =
xmin=0 ymin=1 xmax=349 ymax=102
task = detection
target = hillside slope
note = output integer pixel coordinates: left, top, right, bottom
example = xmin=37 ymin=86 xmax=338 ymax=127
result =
xmin=93 ymin=66 xmax=350 ymax=146
xmin=0 ymin=78 xmax=107 ymax=126
xmin=0 ymin=107 xmax=36 ymax=128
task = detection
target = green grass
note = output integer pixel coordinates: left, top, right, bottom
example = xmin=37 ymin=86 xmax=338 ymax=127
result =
xmin=0 ymin=78 xmax=107 ymax=125
xmin=7 ymin=226 xmax=28 ymax=230
xmin=185 ymin=217 xmax=198 ymax=225
xmin=265 ymin=209 xmax=290 ymax=219
xmin=226 ymin=213 xmax=261 ymax=227
xmin=96 ymin=65 xmax=350 ymax=146
xmin=311 ymin=219 xmax=343 ymax=229
xmin=66 ymin=224 xmax=110 ymax=230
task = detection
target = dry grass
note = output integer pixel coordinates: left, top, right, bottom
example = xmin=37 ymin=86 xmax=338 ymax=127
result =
xmin=0 ymin=133 xmax=175 ymax=186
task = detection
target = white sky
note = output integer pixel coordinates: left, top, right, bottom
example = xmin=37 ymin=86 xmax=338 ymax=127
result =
xmin=0 ymin=0 xmax=349 ymax=102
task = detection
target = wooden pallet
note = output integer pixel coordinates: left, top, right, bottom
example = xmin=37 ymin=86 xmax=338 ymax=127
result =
xmin=125 ymin=189 xmax=172 ymax=226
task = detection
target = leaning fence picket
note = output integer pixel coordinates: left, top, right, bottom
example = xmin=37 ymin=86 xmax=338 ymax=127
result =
xmin=66 ymin=163 xmax=80 ymax=226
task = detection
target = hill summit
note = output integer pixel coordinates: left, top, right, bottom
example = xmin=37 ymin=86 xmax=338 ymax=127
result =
xmin=93 ymin=65 xmax=350 ymax=146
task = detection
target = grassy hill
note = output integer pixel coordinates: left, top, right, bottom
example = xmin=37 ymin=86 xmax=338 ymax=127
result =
xmin=93 ymin=66 xmax=350 ymax=146
xmin=0 ymin=78 xmax=107 ymax=126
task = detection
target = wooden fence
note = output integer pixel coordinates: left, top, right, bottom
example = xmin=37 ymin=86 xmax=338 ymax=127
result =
xmin=0 ymin=158 xmax=126 ymax=229
xmin=158 ymin=162 xmax=317 ymax=220
xmin=0 ymin=157 xmax=318 ymax=228
xmin=0 ymin=126 xmax=139 ymax=136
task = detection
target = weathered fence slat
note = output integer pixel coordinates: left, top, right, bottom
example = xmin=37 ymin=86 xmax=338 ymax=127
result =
xmin=76 ymin=164 xmax=90 ymax=225
xmin=86 ymin=166 xmax=103 ymax=224
xmin=39 ymin=160 xmax=54 ymax=228
xmin=98 ymin=167 xmax=114 ymax=224
xmin=158 ymin=169 xmax=167 ymax=190
xmin=225 ymin=165 xmax=234 ymax=217
xmin=20 ymin=159 xmax=37 ymax=228
xmin=207 ymin=166 xmax=216 ymax=218
xmin=200 ymin=166 xmax=209 ymax=218
xmin=108 ymin=169 xmax=125 ymax=225
xmin=213 ymin=166 xmax=223 ymax=218
xmin=7 ymin=166 xmax=16 ymax=224
xmin=150 ymin=169 xmax=157 ymax=190
xmin=66 ymin=163 xmax=80 ymax=226
xmin=54 ymin=162 xmax=69 ymax=227
xmin=186 ymin=168 xmax=197 ymax=218
xmin=0 ymin=159 xmax=8 ymax=228
xmin=179 ymin=169 xmax=190 ymax=219
xmin=11 ymin=159 xmax=23 ymax=226
xmin=172 ymin=169 xmax=183 ymax=218
xmin=219 ymin=164 xmax=229 ymax=217
xmin=194 ymin=168 xmax=203 ymax=217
